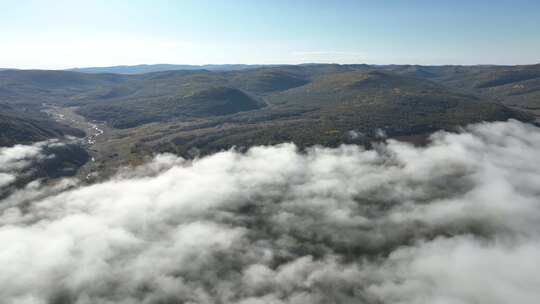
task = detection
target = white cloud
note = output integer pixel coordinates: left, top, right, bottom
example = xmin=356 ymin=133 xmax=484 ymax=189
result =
xmin=0 ymin=173 xmax=15 ymax=188
xmin=0 ymin=143 xmax=43 ymax=172
xmin=1 ymin=120 xmax=540 ymax=303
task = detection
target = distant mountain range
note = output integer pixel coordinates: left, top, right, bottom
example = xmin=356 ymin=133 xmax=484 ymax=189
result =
xmin=2 ymin=63 xmax=538 ymax=155
xmin=68 ymin=64 xmax=277 ymax=74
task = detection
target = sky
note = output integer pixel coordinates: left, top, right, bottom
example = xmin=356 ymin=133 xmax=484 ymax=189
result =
xmin=1 ymin=0 xmax=539 ymax=69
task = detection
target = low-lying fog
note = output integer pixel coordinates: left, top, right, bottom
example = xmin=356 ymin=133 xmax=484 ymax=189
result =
xmin=1 ymin=120 xmax=540 ymax=304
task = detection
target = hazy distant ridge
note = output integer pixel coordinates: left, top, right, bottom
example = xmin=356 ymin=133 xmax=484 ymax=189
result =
xmin=69 ymin=64 xmax=277 ymax=74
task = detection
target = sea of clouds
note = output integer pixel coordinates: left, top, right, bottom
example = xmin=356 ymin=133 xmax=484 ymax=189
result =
xmin=1 ymin=120 xmax=540 ymax=304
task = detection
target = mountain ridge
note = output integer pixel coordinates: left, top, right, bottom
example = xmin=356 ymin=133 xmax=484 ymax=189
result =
xmin=68 ymin=64 xmax=280 ymax=74
xmin=1 ymin=64 xmax=538 ymax=165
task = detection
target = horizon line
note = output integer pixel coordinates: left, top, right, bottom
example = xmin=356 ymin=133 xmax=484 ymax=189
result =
xmin=1 ymin=62 xmax=539 ymax=72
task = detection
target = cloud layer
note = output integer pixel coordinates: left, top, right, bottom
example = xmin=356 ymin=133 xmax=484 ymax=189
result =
xmin=0 ymin=141 xmax=52 ymax=193
xmin=1 ymin=120 xmax=540 ymax=304
xmin=0 ymin=140 xmax=88 ymax=200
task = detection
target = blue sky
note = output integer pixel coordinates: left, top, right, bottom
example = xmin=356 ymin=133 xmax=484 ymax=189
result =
xmin=1 ymin=0 xmax=539 ymax=69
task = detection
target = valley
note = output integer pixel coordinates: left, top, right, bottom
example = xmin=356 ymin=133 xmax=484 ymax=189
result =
xmin=42 ymin=105 xmax=111 ymax=180
xmin=1 ymin=63 xmax=539 ymax=180
xmin=43 ymin=104 xmax=106 ymax=146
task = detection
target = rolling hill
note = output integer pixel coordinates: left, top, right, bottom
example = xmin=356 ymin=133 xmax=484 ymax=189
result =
xmin=0 ymin=111 xmax=85 ymax=146
xmin=155 ymin=70 xmax=526 ymax=156
xmin=1 ymin=64 xmax=537 ymax=162
xmin=77 ymin=86 xmax=265 ymax=128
